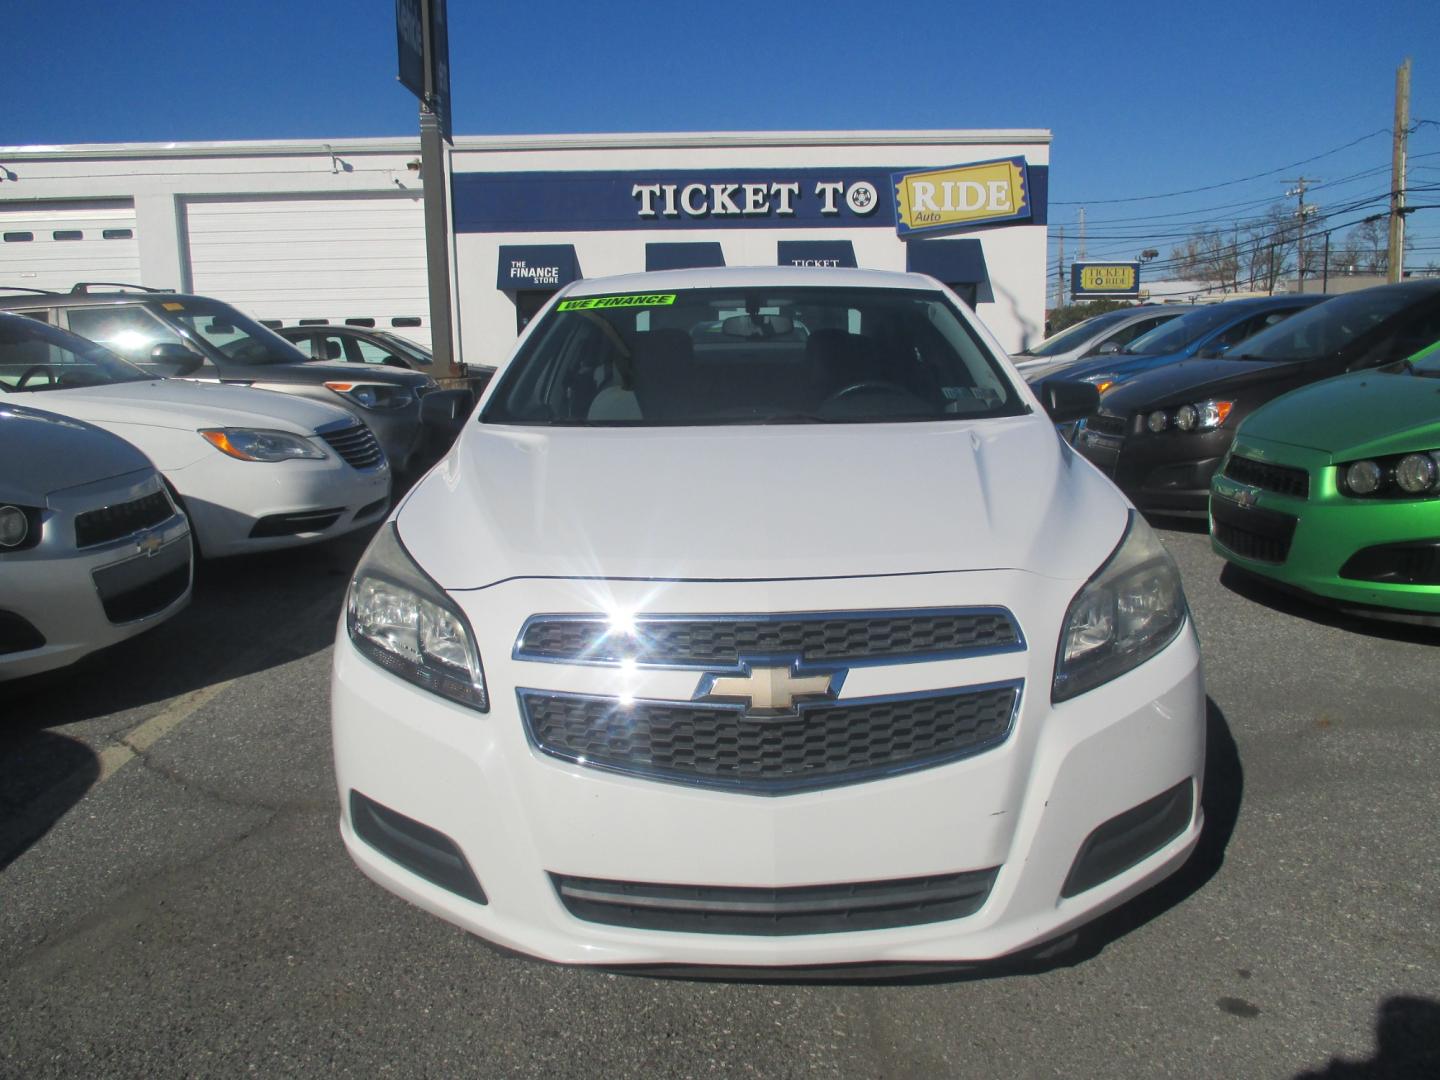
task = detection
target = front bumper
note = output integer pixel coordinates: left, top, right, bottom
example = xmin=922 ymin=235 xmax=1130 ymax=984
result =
xmin=1211 ymin=445 xmax=1440 ymax=618
xmin=170 ymin=447 xmax=390 ymax=558
xmin=1076 ymin=420 xmax=1231 ymax=517
xmin=0 ymin=470 xmax=192 ymax=681
xmin=332 ymin=571 xmax=1206 ymax=967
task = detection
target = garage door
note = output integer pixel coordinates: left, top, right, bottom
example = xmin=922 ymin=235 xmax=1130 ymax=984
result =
xmin=0 ymin=200 xmax=140 ymax=296
xmin=184 ymin=193 xmax=431 ymax=346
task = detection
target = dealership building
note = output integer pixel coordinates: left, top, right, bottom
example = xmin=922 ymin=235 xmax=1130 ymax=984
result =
xmin=0 ymin=130 xmax=1051 ymax=361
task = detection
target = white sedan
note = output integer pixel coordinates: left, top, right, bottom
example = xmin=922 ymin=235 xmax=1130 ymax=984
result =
xmin=332 ymin=267 xmax=1205 ymax=968
xmin=1 ymin=403 xmax=191 ymax=681
xmin=0 ymin=314 xmax=390 ymax=558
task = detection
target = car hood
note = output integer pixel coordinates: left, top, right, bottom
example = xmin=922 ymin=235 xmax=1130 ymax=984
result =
xmin=398 ymin=418 xmax=1130 ymax=590
xmin=16 ymin=379 xmax=356 ymax=434
xmin=234 ymin=361 xmax=431 ymax=388
xmin=1238 ymin=370 xmax=1440 ymax=458
xmin=1099 ymin=356 xmax=1302 ymax=411
xmin=0 ymin=404 xmax=152 ymax=502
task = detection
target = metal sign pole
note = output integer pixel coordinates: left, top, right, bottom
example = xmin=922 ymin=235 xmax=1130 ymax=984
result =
xmin=419 ymin=103 xmax=456 ymax=380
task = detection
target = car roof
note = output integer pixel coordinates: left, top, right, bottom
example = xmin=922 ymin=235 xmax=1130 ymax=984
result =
xmin=0 ymin=288 xmax=214 ymax=310
xmin=558 ymin=266 xmax=946 ymax=296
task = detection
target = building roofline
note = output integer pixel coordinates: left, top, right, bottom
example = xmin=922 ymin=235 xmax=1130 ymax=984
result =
xmin=0 ymin=129 xmax=1053 ymax=161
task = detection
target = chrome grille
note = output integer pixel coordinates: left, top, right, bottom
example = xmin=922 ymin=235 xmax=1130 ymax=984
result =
xmin=318 ymin=422 xmax=385 ymax=470
xmin=519 ymin=682 xmax=1020 ymax=794
xmin=74 ymin=490 xmax=174 ymax=549
xmin=515 ymin=608 xmax=1022 ymax=668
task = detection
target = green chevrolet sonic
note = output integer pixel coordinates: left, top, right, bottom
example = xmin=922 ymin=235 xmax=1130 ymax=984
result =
xmin=1210 ymin=338 xmax=1440 ymax=624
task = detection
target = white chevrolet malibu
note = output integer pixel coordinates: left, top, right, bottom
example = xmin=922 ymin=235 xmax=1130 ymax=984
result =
xmin=332 ymin=268 xmax=1204 ymax=968
xmin=1 ymin=314 xmax=390 ymax=558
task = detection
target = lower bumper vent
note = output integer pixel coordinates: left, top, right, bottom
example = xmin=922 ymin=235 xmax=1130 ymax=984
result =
xmin=1062 ymin=779 xmax=1194 ymax=898
xmin=350 ymin=791 xmax=486 ymax=905
xmin=551 ymin=868 xmax=998 ymax=936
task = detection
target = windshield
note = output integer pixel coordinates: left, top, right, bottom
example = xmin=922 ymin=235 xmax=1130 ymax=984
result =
xmin=483 ymin=286 xmax=1027 ymax=426
xmin=1122 ymin=304 xmax=1240 ymax=355
xmin=1229 ymin=288 xmax=1419 ymax=362
xmin=1409 ymin=337 xmax=1440 ymax=377
xmin=373 ymin=331 xmax=433 ymax=366
xmin=0 ymin=316 xmax=152 ymax=392
xmin=164 ymin=299 xmax=311 ymax=366
xmin=1020 ymin=309 xmax=1134 ymax=357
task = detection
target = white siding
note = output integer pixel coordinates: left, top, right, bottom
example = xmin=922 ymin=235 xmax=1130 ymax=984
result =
xmin=0 ymin=200 xmax=139 ymax=294
xmin=183 ymin=193 xmax=431 ymax=345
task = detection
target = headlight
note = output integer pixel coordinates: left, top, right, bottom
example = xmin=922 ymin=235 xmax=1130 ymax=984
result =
xmin=1395 ymin=453 xmax=1439 ymax=494
xmin=1152 ymin=400 xmax=1233 ymax=433
xmin=347 ymin=522 xmax=488 ymax=711
xmin=1340 ymin=451 xmax=1440 ymax=498
xmin=199 ymin=428 xmax=327 ymax=462
xmin=0 ymin=504 xmax=35 ymax=549
xmin=1053 ymin=512 xmax=1187 ymax=702
xmin=1146 ymin=410 xmax=1169 ymax=433
xmin=325 ymin=381 xmax=416 ymax=411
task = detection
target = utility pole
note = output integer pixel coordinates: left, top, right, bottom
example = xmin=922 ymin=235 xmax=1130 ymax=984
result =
xmin=1077 ymin=208 xmax=1087 ymax=261
xmin=1283 ymin=177 xmax=1315 ymax=292
xmin=1388 ymin=57 xmax=1411 ymax=283
xmin=1056 ymin=226 xmax=1065 ymax=308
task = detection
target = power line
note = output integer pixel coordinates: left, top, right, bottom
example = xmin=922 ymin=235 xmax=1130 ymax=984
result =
xmin=1050 ymin=128 xmax=1393 ymax=205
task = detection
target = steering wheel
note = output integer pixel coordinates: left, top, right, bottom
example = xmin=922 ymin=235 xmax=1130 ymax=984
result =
xmin=15 ymin=365 xmax=55 ymax=389
xmin=824 ymin=379 xmax=910 ymax=403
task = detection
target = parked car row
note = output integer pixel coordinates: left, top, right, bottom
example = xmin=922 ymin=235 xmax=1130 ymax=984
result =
xmin=0 ymin=283 xmax=476 ymax=683
xmin=1039 ymin=281 xmax=1440 ymax=624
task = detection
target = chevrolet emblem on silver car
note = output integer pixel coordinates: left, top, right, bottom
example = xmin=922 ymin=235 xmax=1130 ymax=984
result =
xmin=332 ymin=267 xmax=1204 ymax=968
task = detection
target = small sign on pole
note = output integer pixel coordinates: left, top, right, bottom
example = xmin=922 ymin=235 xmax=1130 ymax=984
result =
xmin=1071 ymin=262 xmax=1141 ymax=300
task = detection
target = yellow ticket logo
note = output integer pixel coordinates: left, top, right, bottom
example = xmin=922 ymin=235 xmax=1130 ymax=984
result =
xmin=894 ymin=159 xmax=1028 ymax=234
xmin=557 ymin=293 xmax=677 ymax=311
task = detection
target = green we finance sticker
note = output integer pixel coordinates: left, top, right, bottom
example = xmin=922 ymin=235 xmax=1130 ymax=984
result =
xmin=557 ymin=293 xmax=677 ymax=311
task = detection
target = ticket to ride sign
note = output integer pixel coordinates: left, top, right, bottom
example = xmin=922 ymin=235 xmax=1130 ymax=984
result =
xmin=1072 ymin=262 xmax=1141 ymax=299
xmin=891 ymin=157 xmax=1031 ymax=237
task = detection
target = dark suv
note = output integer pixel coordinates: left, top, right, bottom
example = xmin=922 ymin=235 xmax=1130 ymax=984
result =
xmin=0 ymin=284 xmax=436 ymax=471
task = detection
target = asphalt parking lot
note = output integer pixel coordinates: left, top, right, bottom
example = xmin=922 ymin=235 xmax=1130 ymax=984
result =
xmin=2 ymin=519 xmax=1437 ymax=1078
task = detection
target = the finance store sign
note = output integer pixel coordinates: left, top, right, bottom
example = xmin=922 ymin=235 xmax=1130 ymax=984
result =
xmin=453 ymin=160 xmax=1047 ymax=237
xmin=1071 ymin=261 xmax=1141 ymax=299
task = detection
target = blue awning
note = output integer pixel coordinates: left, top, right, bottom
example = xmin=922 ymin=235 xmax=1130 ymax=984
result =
xmin=776 ymin=240 xmax=857 ymax=268
xmin=497 ymin=244 xmax=581 ymax=290
xmin=905 ymin=238 xmax=989 ymax=285
xmin=644 ymin=242 xmax=725 ymax=272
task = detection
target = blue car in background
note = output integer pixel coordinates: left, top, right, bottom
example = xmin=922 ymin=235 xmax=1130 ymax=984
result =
xmin=1023 ymin=294 xmax=1330 ymax=393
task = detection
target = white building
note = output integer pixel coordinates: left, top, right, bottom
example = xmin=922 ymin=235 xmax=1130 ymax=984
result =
xmin=0 ymin=130 xmax=1052 ymax=360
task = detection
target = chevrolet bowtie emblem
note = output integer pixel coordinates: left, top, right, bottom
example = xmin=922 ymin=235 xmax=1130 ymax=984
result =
xmin=136 ymin=532 xmax=165 ymax=557
xmin=694 ymin=660 xmax=844 ymax=715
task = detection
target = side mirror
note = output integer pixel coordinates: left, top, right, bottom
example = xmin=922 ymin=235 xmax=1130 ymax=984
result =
xmin=1091 ymin=340 xmax=1123 ymax=356
xmin=324 ymin=341 xmax=343 ymax=360
xmin=1197 ymin=342 xmax=1232 ymax=359
xmin=1037 ymin=379 xmax=1100 ymax=425
xmin=419 ymin=388 xmax=476 ymax=438
xmin=148 ymin=342 xmax=204 ymax=377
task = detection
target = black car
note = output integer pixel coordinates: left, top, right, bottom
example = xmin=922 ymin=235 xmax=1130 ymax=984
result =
xmin=1073 ymin=281 xmax=1440 ymax=517
xmin=275 ymin=324 xmax=495 ymax=396
xmin=0 ymin=285 xmax=437 ymax=471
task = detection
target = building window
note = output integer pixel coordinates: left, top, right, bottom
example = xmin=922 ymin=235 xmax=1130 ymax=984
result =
xmin=2 ymin=232 xmax=34 ymax=242
xmin=53 ymin=230 xmax=84 ymax=241
xmin=102 ymin=228 xmax=134 ymax=240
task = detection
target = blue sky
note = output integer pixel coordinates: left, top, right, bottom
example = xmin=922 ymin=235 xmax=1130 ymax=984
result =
xmin=7 ymin=0 xmax=1440 ymax=281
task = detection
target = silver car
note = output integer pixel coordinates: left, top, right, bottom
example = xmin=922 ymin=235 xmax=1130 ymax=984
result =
xmin=1013 ymin=305 xmax=1182 ymax=371
xmin=1 ymin=403 xmax=192 ymax=681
